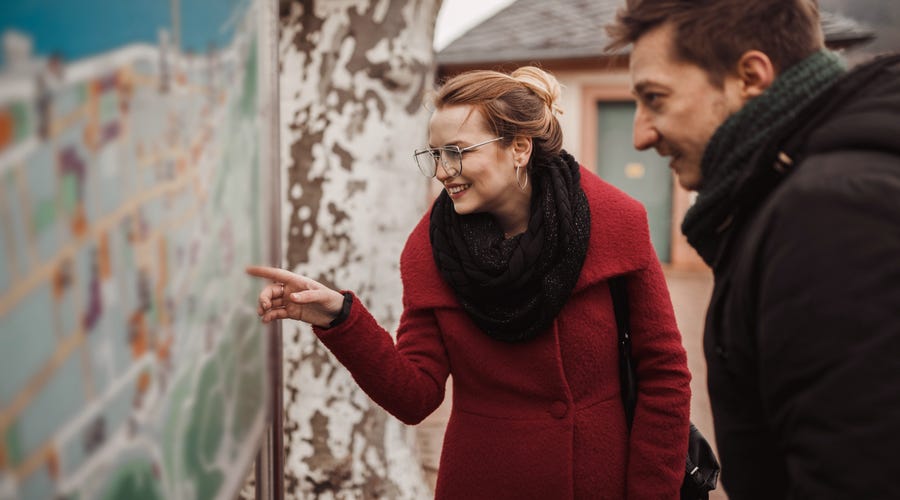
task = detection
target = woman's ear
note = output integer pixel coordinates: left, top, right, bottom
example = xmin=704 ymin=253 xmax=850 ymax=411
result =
xmin=512 ymin=136 xmax=533 ymax=166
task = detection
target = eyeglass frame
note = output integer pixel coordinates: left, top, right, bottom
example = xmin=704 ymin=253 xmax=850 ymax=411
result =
xmin=413 ymin=137 xmax=506 ymax=178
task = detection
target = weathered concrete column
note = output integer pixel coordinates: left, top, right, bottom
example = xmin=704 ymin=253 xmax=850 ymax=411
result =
xmin=276 ymin=1 xmax=441 ymax=497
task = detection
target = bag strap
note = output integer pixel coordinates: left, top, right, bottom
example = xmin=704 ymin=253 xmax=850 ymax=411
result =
xmin=609 ymin=276 xmax=637 ymax=427
xmin=610 ymin=276 xmax=721 ymax=497
xmin=609 ymin=276 xmax=630 ymax=342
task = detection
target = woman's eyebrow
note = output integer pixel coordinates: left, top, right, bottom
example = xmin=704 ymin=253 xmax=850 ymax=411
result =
xmin=427 ymin=141 xmax=464 ymax=148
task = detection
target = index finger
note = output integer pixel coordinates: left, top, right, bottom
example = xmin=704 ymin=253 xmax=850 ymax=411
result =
xmin=245 ymin=265 xmax=297 ymax=284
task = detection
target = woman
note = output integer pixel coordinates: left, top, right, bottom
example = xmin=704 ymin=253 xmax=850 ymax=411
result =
xmin=248 ymin=67 xmax=691 ymax=498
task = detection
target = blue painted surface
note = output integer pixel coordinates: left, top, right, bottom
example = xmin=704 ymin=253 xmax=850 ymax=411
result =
xmin=0 ymin=0 xmax=247 ymax=66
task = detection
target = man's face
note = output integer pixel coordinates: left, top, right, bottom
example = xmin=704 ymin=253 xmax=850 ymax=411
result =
xmin=629 ymin=23 xmax=745 ymax=190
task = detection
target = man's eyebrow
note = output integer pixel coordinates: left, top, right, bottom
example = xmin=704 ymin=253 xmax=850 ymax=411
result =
xmin=632 ymin=81 xmax=670 ymax=101
xmin=632 ymin=81 xmax=652 ymax=95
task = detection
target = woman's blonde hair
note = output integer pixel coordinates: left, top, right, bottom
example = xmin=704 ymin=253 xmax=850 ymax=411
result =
xmin=433 ymin=66 xmax=564 ymax=166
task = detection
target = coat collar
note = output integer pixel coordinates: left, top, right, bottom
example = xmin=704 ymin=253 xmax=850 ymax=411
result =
xmin=401 ymin=166 xmax=651 ymax=311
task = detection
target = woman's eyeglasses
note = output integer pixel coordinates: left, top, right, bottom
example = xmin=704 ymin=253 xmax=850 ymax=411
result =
xmin=413 ymin=137 xmax=504 ymax=178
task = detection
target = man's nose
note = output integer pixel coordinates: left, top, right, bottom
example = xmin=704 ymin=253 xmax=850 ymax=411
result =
xmin=632 ymin=108 xmax=659 ymax=151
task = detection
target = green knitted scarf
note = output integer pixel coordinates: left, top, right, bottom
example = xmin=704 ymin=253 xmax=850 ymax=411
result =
xmin=682 ymin=50 xmax=846 ymax=265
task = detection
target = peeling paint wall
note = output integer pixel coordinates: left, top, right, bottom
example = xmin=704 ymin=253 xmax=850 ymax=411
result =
xmin=276 ymin=0 xmax=441 ymax=497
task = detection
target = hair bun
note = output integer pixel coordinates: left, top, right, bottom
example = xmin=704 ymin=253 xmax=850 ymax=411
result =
xmin=511 ymin=66 xmax=564 ymax=116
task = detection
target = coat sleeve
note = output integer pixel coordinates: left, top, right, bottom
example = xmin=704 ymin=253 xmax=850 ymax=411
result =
xmin=624 ymin=212 xmax=693 ymax=499
xmin=311 ymin=221 xmax=452 ymax=425
xmin=755 ymin=153 xmax=900 ymax=499
xmin=312 ymin=292 xmax=450 ymax=425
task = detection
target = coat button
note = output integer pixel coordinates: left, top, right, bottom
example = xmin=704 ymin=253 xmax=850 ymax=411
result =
xmin=549 ymin=401 xmax=568 ymax=419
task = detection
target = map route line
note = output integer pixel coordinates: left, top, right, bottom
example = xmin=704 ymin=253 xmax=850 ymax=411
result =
xmin=0 ymin=158 xmax=201 ymax=469
xmin=0 ymin=175 xmax=21 ymax=284
xmin=0 ymin=137 xmax=38 ymax=177
xmin=0 ymin=326 xmax=86 ymax=446
xmin=58 ymin=434 xmax=167 ymax=497
xmin=55 ymin=355 xmax=155 ymax=451
xmin=0 ymin=166 xmax=201 ymax=318
xmin=52 ymin=356 xmax=155 ymax=487
xmin=13 ymin=161 xmax=40 ymax=273
xmin=50 ymin=102 xmax=90 ymax=143
xmin=10 ymin=437 xmax=54 ymax=484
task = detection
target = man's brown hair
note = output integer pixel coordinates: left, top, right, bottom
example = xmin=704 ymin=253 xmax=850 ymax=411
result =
xmin=606 ymin=0 xmax=825 ymax=85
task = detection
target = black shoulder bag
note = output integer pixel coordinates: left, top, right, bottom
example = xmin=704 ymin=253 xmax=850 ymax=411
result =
xmin=609 ymin=276 xmax=720 ymax=500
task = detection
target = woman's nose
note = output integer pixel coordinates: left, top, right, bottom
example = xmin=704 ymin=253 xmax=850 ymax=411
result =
xmin=435 ymin=159 xmax=451 ymax=182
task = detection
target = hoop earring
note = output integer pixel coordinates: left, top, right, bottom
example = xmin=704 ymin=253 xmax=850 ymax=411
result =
xmin=515 ymin=164 xmax=529 ymax=192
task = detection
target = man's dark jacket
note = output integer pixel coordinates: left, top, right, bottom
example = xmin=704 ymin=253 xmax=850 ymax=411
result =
xmin=702 ymin=54 xmax=900 ymax=499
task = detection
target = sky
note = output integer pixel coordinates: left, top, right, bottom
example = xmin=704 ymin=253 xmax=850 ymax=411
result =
xmin=434 ymin=0 xmax=516 ymax=50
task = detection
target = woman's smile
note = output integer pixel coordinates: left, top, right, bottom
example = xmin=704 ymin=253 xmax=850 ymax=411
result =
xmin=445 ymin=183 xmax=471 ymax=197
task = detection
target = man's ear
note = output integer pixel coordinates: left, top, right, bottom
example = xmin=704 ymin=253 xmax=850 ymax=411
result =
xmin=512 ymin=136 xmax=533 ymax=165
xmin=736 ymin=50 xmax=775 ymax=99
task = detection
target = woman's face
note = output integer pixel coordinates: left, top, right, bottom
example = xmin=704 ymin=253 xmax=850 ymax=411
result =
xmin=427 ymin=104 xmax=531 ymax=226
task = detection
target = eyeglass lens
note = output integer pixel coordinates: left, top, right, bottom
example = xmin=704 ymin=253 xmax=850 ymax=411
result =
xmin=415 ymin=148 xmax=461 ymax=178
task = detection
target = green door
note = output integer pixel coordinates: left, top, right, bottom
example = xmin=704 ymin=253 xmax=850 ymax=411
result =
xmin=595 ymin=101 xmax=672 ymax=262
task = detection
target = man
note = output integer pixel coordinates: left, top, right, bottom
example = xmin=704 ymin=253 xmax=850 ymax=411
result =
xmin=607 ymin=1 xmax=900 ymax=499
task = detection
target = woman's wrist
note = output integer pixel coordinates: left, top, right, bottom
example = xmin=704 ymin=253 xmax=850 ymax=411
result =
xmin=324 ymin=292 xmax=353 ymax=329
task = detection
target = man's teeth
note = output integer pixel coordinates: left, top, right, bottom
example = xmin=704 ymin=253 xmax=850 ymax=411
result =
xmin=447 ymin=184 xmax=470 ymax=194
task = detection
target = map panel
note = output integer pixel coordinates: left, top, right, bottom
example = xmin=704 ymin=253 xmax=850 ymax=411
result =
xmin=0 ymin=1 xmax=272 ymax=499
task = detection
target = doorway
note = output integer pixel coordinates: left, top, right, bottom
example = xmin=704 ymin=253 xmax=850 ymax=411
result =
xmin=595 ymin=101 xmax=673 ymax=262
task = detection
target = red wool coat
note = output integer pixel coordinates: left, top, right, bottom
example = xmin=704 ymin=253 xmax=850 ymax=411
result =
xmin=314 ymin=167 xmax=691 ymax=499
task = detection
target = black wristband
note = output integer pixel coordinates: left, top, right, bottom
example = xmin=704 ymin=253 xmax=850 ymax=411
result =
xmin=326 ymin=292 xmax=353 ymax=329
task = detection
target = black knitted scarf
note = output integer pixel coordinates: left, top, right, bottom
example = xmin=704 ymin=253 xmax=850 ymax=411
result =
xmin=682 ymin=50 xmax=846 ymax=265
xmin=429 ymin=151 xmax=591 ymax=343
